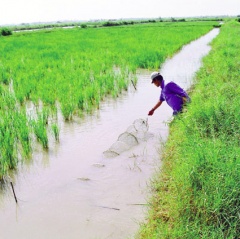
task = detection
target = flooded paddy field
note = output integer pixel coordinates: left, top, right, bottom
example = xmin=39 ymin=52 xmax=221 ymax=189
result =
xmin=0 ymin=28 xmax=219 ymax=239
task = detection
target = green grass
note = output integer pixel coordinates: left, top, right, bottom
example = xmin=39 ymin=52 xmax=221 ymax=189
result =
xmin=0 ymin=21 xmax=216 ymax=178
xmin=136 ymin=20 xmax=240 ymax=239
xmin=0 ymin=21 xmax=216 ymax=116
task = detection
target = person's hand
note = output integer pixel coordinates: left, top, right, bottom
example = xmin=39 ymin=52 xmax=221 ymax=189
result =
xmin=182 ymin=97 xmax=187 ymax=104
xmin=148 ymin=109 xmax=155 ymax=116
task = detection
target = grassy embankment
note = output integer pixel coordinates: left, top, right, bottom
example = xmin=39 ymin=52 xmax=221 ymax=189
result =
xmin=0 ymin=21 xmax=217 ymax=179
xmin=137 ymin=20 xmax=240 ymax=238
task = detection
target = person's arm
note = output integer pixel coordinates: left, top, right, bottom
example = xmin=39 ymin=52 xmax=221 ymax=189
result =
xmin=148 ymin=100 xmax=163 ymax=116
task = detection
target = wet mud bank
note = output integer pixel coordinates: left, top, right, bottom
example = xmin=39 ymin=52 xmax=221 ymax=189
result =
xmin=0 ymin=28 xmax=219 ymax=239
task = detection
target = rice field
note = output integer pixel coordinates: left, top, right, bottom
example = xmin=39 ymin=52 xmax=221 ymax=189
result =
xmin=0 ymin=21 xmax=216 ymax=178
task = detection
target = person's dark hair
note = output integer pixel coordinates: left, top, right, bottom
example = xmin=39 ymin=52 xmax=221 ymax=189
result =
xmin=153 ymin=74 xmax=163 ymax=82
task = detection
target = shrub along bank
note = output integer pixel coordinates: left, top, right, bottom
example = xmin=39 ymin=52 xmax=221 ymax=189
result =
xmin=137 ymin=20 xmax=240 ymax=238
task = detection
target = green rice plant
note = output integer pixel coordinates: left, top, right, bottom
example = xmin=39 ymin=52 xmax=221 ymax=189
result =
xmin=0 ymin=20 xmax=218 ymax=177
xmin=60 ymin=102 xmax=73 ymax=120
xmin=16 ymin=110 xmax=32 ymax=158
xmin=31 ymin=111 xmax=49 ymax=148
xmin=0 ymin=126 xmax=17 ymax=171
xmin=0 ymin=21 xmax=216 ymax=112
xmin=0 ymin=89 xmax=32 ymax=178
xmin=51 ymin=123 xmax=60 ymax=142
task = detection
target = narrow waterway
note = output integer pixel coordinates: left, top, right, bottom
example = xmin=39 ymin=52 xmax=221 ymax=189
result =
xmin=0 ymin=28 xmax=219 ymax=239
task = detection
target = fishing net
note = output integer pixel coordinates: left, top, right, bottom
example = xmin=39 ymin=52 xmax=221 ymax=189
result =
xmin=103 ymin=118 xmax=149 ymax=158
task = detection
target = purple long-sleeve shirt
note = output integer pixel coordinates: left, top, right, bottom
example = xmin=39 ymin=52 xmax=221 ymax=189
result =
xmin=160 ymin=80 xmax=190 ymax=115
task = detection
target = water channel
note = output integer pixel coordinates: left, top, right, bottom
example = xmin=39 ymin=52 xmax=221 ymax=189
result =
xmin=0 ymin=28 xmax=219 ymax=239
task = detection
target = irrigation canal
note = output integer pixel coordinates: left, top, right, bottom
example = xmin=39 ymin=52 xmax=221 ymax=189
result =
xmin=0 ymin=28 xmax=219 ymax=239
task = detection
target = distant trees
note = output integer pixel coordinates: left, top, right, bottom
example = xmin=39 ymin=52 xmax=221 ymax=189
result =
xmin=171 ymin=18 xmax=186 ymax=22
xmin=80 ymin=24 xmax=87 ymax=28
xmin=102 ymin=21 xmax=134 ymax=27
xmin=0 ymin=27 xmax=12 ymax=36
xmin=102 ymin=19 xmax=159 ymax=27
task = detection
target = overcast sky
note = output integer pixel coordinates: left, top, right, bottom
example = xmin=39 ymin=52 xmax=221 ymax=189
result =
xmin=0 ymin=0 xmax=239 ymax=26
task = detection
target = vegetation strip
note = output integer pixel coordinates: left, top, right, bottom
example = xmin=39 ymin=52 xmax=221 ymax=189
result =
xmin=137 ymin=20 xmax=240 ymax=239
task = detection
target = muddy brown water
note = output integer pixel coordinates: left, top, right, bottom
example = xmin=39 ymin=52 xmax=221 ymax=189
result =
xmin=0 ymin=28 xmax=219 ymax=239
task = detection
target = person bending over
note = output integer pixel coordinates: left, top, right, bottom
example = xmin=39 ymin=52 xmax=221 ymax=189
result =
xmin=148 ymin=72 xmax=190 ymax=116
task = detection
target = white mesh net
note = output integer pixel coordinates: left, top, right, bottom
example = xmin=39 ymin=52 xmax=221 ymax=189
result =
xmin=103 ymin=118 xmax=149 ymax=158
